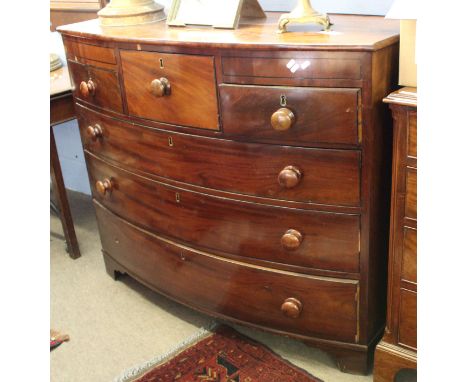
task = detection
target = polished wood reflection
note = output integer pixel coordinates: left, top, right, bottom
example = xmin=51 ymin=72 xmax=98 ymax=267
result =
xmin=87 ymin=153 xmax=361 ymax=273
xmin=121 ymin=50 xmax=219 ymax=130
xmin=60 ymin=14 xmax=399 ymax=375
xmin=96 ymin=202 xmax=359 ymax=343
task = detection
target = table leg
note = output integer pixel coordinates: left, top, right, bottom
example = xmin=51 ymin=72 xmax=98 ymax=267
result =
xmin=50 ymin=125 xmax=81 ymax=259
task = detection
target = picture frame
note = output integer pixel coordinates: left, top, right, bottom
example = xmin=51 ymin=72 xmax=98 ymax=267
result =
xmin=167 ymin=0 xmax=265 ymax=29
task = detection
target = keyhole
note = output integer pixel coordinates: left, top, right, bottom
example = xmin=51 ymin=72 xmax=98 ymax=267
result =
xmin=175 ymin=192 xmax=181 ymax=203
xmin=159 ymin=58 xmax=164 ymax=69
xmin=280 ymin=95 xmax=287 ymax=107
xmin=168 ymin=136 xmax=174 ymax=147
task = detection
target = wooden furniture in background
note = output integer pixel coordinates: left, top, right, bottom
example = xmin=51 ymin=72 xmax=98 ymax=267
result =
xmin=374 ymin=87 xmax=417 ymax=381
xmin=58 ymin=13 xmax=399 ymax=374
xmin=50 ymin=66 xmax=81 ymax=259
xmin=50 ymin=0 xmax=107 ymax=31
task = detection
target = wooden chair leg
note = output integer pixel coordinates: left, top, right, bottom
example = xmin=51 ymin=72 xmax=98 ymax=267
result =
xmin=50 ymin=125 xmax=81 ymax=259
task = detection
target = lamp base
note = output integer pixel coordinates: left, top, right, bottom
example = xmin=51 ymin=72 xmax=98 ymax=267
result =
xmin=98 ymin=0 xmax=166 ymax=27
xmin=277 ymin=0 xmax=331 ymax=33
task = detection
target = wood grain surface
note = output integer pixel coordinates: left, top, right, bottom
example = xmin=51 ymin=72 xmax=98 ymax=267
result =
xmin=78 ymin=107 xmax=361 ymax=207
xmin=220 ymin=84 xmax=360 ymax=146
xmin=398 ymin=289 xmax=417 ymax=350
xmin=87 ymin=153 xmax=361 ymax=274
xmin=95 ymin=202 xmax=359 ymax=343
xmin=405 ymin=168 xmax=417 ymax=220
xmin=57 ymin=13 xmax=399 ymax=52
xmin=68 ymin=61 xmax=123 ymax=113
xmin=402 ymin=228 xmax=417 ymax=284
xmin=121 ymin=50 xmax=219 ymax=130
xmin=222 ymin=56 xmax=362 ymax=80
xmin=59 ymin=14 xmax=400 ymax=375
xmin=374 ymin=93 xmax=417 ymax=380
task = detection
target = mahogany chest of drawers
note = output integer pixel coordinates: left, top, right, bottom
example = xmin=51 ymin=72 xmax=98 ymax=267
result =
xmin=59 ymin=13 xmax=399 ymax=374
xmin=374 ymin=88 xmax=417 ymax=381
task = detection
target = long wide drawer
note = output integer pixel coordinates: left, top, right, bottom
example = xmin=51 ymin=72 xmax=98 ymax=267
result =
xmin=222 ymin=56 xmax=362 ymax=80
xmin=220 ymin=84 xmax=360 ymax=146
xmin=87 ymin=153 xmax=361 ymax=273
xmin=95 ymin=202 xmax=359 ymax=342
xmin=78 ymin=106 xmax=361 ymax=207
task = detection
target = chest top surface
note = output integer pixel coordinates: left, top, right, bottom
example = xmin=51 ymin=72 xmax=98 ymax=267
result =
xmin=384 ymin=87 xmax=417 ymax=107
xmin=58 ymin=12 xmax=399 ymax=51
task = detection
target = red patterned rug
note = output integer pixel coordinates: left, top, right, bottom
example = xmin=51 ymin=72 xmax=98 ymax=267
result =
xmin=116 ymin=325 xmax=322 ymax=382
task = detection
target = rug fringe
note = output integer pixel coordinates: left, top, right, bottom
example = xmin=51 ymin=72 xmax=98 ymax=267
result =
xmin=113 ymin=321 xmax=219 ymax=382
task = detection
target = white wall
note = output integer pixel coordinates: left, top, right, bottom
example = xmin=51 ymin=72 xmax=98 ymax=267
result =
xmin=54 ymin=0 xmax=394 ymax=195
xmin=156 ymin=0 xmax=394 ymax=15
xmin=261 ymin=0 xmax=393 ymax=14
xmin=53 ymin=121 xmax=91 ymax=194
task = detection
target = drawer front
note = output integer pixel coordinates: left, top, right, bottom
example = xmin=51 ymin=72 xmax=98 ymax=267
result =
xmin=95 ymin=202 xmax=359 ymax=342
xmin=408 ymin=111 xmax=417 ymax=159
xmin=398 ymin=289 xmax=417 ymax=350
xmin=220 ymin=85 xmax=360 ymax=146
xmin=120 ymin=50 xmax=219 ymax=130
xmin=87 ymin=154 xmax=361 ymax=273
xmin=222 ymin=57 xmax=362 ymax=80
xmin=64 ymin=40 xmax=116 ymax=65
xmin=402 ymin=227 xmax=417 ymax=283
xmin=68 ymin=61 xmax=123 ymax=113
xmin=78 ymin=107 xmax=361 ymax=207
xmin=405 ymin=168 xmax=417 ymax=219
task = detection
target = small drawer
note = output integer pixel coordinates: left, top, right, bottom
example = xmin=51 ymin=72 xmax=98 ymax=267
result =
xmin=398 ymin=289 xmax=417 ymax=350
xmin=95 ymin=202 xmax=359 ymax=342
xmin=64 ymin=39 xmax=116 ymax=65
xmin=120 ymin=50 xmax=219 ymax=130
xmin=78 ymin=106 xmax=361 ymax=207
xmin=87 ymin=154 xmax=361 ymax=273
xmin=222 ymin=57 xmax=362 ymax=80
xmin=220 ymin=84 xmax=360 ymax=146
xmin=68 ymin=61 xmax=123 ymax=113
xmin=402 ymin=227 xmax=417 ymax=283
xmin=405 ymin=168 xmax=417 ymax=219
xmin=407 ymin=111 xmax=417 ymax=159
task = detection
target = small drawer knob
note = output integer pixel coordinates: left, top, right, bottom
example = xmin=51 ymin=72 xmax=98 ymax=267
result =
xmin=278 ymin=165 xmax=302 ymax=189
xmin=150 ymin=77 xmax=171 ymax=97
xmin=79 ymin=79 xmax=96 ymax=98
xmin=281 ymin=229 xmax=303 ymax=251
xmin=86 ymin=124 xmax=103 ymax=141
xmin=96 ymin=178 xmax=113 ymax=196
xmin=281 ymin=297 xmax=303 ymax=319
xmin=271 ymin=108 xmax=296 ymax=131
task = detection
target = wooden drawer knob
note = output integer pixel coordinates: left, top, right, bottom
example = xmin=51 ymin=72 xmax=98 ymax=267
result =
xmin=79 ymin=79 xmax=96 ymax=98
xmin=86 ymin=124 xmax=103 ymax=141
xmin=281 ymin=229 xmax=303 ymax=250
xmin=271 ymin=108 xmax=296 ymax=131
xmin=281 ymin=297 xmax=303 ymax=319
xmin=278 ymin=166 xmax=302 ymax=188
xmin=96 ymin=178 xmax=112 ymax=196
xmin=150 ymin=77 xmax=171 ymax=97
